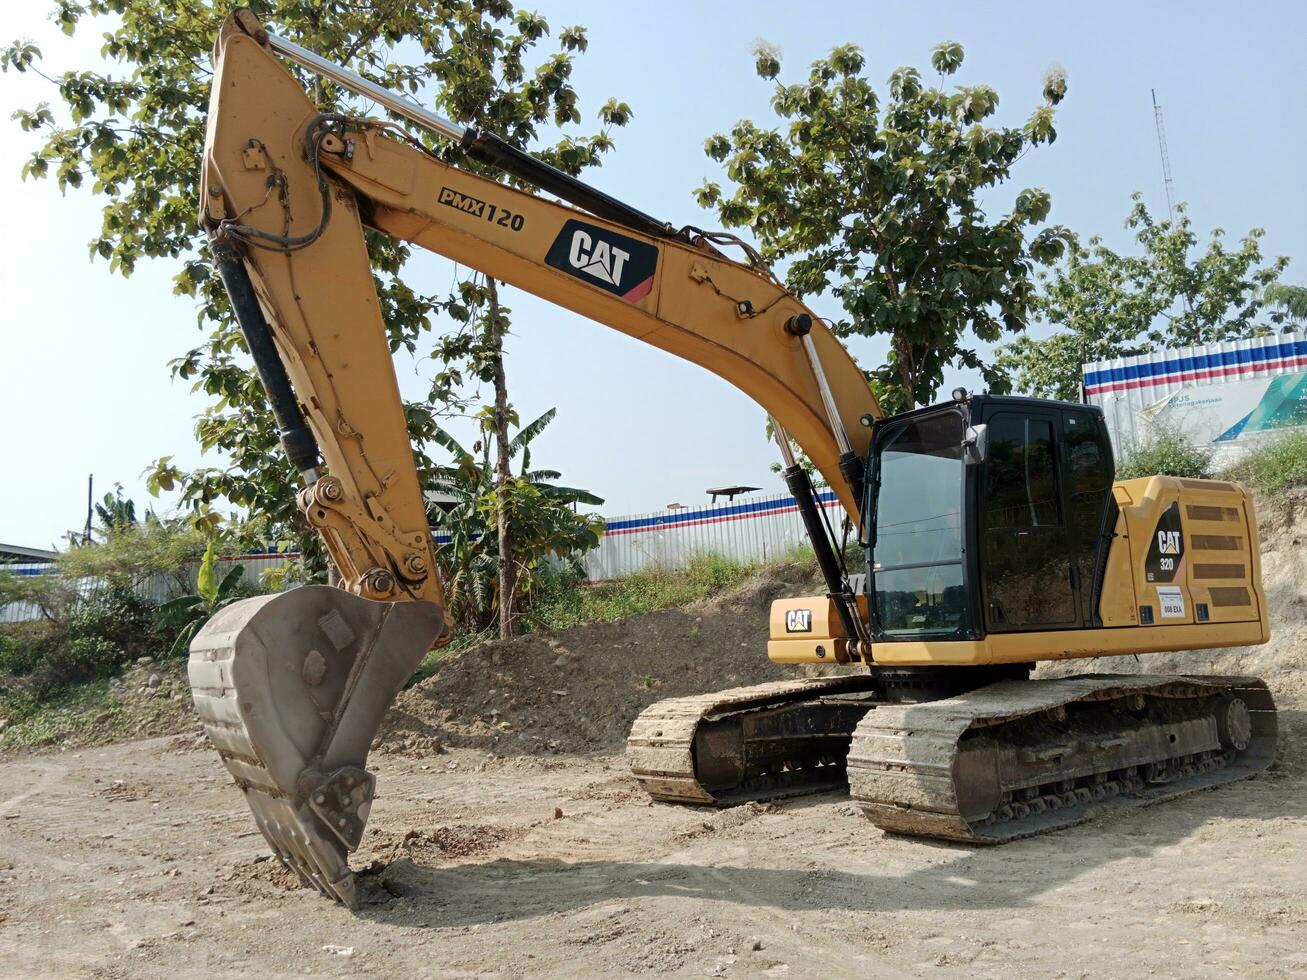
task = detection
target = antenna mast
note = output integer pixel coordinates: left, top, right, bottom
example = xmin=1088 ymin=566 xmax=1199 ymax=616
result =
xmin=1151 ymin=88 xmax=1178 ymax=223
xmin=1151 ymin=88 xmax=1192 ymax=318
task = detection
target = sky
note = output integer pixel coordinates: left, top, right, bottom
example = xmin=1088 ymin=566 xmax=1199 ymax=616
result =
xmin=1 ymin=1 xmax=1305 ymax=549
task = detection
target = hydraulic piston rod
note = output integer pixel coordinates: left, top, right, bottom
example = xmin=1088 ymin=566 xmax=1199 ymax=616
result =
xmin=261 ymin=30 xmax=675 ymax=239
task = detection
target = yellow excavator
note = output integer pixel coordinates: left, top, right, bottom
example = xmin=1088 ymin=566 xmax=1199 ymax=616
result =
xmin=189 ymin=11 xmax=1276 ymax=907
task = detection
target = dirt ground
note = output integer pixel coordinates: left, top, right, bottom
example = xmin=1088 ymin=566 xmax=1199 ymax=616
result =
xmin=2 ymin=498 xmax=1305 ymax=979
xmin=2 ymin=720 xmax=1305 ymax=979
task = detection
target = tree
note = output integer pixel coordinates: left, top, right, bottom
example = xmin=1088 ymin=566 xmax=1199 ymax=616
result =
xmin=93 ymin=484 xmax=137 ymax=534
xmin=427 ymin=408 xmax=603 ymax=633
xmin=5 ymin=3 xmax=628 ymax=633
xmin=1264 ymin=282 xmax=1307 ymax=325
xmin=998 ymin=197 xmax=1292 ymax=402
xmin=695 ymin=41 xmax=1072 ymax=412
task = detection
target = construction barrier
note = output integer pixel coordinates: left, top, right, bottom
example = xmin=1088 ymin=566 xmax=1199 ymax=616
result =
xmin=582 ymin=489 xmax=843 ymax=580
xmin=2 ymin=489 xmax=848 ymax=622
xmin=1084 ymin=331 xmax=1307 ymax=465
xmin=0 ymin=552 xmax=298 ymax=625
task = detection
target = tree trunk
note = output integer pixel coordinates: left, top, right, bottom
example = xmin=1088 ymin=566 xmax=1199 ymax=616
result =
xmin=895 ymin=333 xmax=917 ymax=411
xmin=487 ymin=279 xmax=517 ymax=638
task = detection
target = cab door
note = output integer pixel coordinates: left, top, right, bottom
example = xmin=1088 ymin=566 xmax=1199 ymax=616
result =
xmin=1061 ymin=409 xmax=1116 ymax=627
xmin=979 ymin=409 xmax=1078 ymax=631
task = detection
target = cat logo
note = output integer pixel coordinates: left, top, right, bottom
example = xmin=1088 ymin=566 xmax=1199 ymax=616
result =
xmin=1144 ymin=501 xmax=1184 ymax=583
xmin=785 ymin=609 xmax=813 ymax=633
xmin=568 ymin=228 xmax=629 ymax=287
xmin=544 ymin=219 xmax=658 ymax=302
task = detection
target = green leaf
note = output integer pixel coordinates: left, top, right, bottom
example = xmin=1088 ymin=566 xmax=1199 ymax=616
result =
xmin=159 ymin=594 xmax=205 ymax=615
xmin=930 ymin=41 xmax=963 ymax=75
xmin=217 ymin=563 xmax=244 ymax=599
xmin=508 ymin=407 xmax=556 ymax=454
xmin=196 ymin=540 xmax=218 ymax=605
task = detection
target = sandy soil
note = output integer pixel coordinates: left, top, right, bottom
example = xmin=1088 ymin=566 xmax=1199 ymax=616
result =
xmin=378 ymin=559 xmax=838 ymax=761
xmin=1 ymin=719 xmax=1305 ymax=980
xmin=1 ymin=495 xmax=1304 ymax=979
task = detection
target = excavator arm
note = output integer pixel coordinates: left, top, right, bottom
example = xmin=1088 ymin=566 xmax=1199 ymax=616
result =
xmin=187 ymin=11 xmax=879 ymax=905
xmin=200 ymin=12 xmax=878 ymax=615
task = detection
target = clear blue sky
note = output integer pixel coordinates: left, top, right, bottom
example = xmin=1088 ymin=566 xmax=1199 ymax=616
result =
xmin=2 ymin=1 xmax=1304 ymax=548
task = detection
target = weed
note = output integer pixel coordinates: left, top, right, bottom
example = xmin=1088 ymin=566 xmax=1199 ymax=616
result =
xmin=532 ymin=552 xmax=756 ymax=630
xmin=1220 ymin=431 xmax=1307 ymax=494
xmin=1117 ymin=429 xmax=1212 ymax=480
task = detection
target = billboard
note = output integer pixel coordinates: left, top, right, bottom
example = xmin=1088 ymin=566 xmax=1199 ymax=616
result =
xmin=1083 ymin=331 xmax=1307 ymax=465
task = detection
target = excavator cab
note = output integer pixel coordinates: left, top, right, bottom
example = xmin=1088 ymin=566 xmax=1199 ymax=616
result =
xmin=867 ymin=394 xmax=1117 ymax=644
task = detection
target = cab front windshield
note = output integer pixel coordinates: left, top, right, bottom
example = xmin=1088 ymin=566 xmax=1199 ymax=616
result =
xmin=871 ymin=410 xmax=966 ymax=636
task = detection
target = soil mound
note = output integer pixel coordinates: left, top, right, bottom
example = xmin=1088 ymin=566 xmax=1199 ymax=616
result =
xmin=382 ymin=491 xmax=1307 ymax=760
xmin=379 ymin=559 xmax=833 ymax=757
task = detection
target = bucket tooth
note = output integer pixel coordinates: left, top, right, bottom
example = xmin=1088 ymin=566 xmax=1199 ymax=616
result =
xmin=187 ymin=585 xmax=448 ymax=907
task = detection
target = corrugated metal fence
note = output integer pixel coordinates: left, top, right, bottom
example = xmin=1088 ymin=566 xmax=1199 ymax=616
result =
xmin=0 ymin=553 xmax=298 ymax=625
xmin=2 ymin=489 xmax=844 ymax=622
xmin=1083 ymin=331 xmax=1307 ymax=463
xmin=582 ymin=489 xmax=842 ymax=579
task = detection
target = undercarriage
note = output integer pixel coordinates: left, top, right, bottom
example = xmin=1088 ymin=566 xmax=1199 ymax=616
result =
xmin=627 ymin=669 xmax=1277 ymax=844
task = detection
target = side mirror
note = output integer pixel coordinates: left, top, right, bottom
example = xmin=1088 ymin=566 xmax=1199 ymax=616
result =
xmin=964 ymin=423 xmax=988 ymax=465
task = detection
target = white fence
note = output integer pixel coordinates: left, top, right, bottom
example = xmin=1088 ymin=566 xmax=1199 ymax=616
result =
xmin=1083 ymin=331 xmax=1307 ymax=465
xmin=2 ymin=489 xmax=846 ymax=622
xmin=0 ymin=552 xmax=298 ymax=625
xmin=582 ymin=489 xmax=844 ymax=580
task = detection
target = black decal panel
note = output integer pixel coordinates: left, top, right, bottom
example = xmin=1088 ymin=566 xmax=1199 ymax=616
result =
xmin=785 ymin=609 xmax=813 ymax=633
xmin=438 ymin=186 xmax=488 ymax=217
xmin=1144 ymin=501 xmax=1184 ymax=583
xmin=544 ymin=219 xmax=658 ymax=301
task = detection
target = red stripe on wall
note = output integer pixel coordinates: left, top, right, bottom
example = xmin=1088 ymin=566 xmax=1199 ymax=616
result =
xmin=1085 ymin=356 xmax=1307 ymax=396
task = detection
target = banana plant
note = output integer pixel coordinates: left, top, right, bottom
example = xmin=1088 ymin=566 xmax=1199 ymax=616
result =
xmin=426 ymin=408 xmax=604 ymax=631
xmin=157 ymin=541 xmax=247 ymax=657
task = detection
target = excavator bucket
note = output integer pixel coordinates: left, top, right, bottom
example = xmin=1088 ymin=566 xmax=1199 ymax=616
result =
xmin=187 ymin=586 xmax=447 ymax=907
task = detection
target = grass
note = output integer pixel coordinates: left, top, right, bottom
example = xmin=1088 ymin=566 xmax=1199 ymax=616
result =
xmin=0 ymin=666 xmax=189 ymax=753
xmin=532 ymin=552 xmax=758 ymax=630
xmin=1220 ymin=431 xmax=1307 ymax=494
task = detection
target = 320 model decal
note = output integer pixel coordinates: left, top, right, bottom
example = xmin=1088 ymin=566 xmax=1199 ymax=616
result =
xmin=544 ymin=219 xmax=658 ymax=302
xmin=1144 ymin=501 xmax=1184 ymax=583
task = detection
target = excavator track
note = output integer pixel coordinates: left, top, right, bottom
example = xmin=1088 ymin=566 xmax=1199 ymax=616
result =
xmin=627 ymin=676 xmax=881 ymax=805
xmin=847 ymin=674 xmax=1277 ymax=843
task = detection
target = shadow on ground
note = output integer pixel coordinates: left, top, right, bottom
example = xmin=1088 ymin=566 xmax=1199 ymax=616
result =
xmin=350 ymin=708 xmax=1305 ymax=928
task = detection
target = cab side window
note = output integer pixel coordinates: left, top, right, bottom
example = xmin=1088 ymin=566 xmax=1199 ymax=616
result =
xmin=985 ymin=415 xmax=1061 ymax=529
xmin=1065 ymin=412 xmax=1113 ymax=500
xmin=1064 ymin=410 xmax=1116 ymax=623
xmin=981 ymin=411 xmax=1076 ymax=630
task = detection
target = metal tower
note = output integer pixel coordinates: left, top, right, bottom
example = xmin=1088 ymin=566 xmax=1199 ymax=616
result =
xmin=1151 ymin=88 xmax=1178 ymax=223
